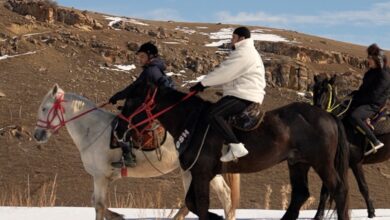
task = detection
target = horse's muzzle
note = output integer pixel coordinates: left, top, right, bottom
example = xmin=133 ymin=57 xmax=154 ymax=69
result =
xmin=34 ymin=129 xmax=48 ymax=143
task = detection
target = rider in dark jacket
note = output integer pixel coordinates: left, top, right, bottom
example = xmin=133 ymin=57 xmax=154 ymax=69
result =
xmin=349 ymin=43 xmax=390 ymax=155
xmin=109 ymin=42 xmax=172 ymax=167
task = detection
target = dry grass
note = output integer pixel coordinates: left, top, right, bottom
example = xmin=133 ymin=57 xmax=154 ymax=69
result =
xmin=0 ymin=175 xmax=57 ymax=206
xmin=107 ymin=185 xmax=164 ymax=208
xmin=263 ymin=184 xmax=272 ymax=209
xmin=280 ymin=184 xmax=291 ymax=210
xmin=0 ymin=177 xmax=318 ymax=211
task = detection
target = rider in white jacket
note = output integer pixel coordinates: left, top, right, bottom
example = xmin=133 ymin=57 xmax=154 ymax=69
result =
xmin=190 ymin=26 xmax=266 ymax=162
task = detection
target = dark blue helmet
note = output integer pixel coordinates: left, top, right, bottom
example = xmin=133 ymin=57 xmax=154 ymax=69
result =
xmin=137 ymin=42 xmax=158 ymax=57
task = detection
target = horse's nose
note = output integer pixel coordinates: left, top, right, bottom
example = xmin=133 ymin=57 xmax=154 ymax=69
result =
xmin=34 ymin=130 xmax=44 ymax=141
xmin=34 ymin=132 xmax=41 ymax=141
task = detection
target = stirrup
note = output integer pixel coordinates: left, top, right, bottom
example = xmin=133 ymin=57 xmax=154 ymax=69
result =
xmin=111 ymin=154 xmax=136 ymax=168
xmin=365 ymin=142 xmax=384 ymax=156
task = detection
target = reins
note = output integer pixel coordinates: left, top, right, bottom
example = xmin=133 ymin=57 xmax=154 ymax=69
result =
xmin=324 ymin=84 xmax=352 ymax=117
xmin=36 ymin=93 xmax=108 ymax=133
xmin=118 ymin=88 xmax=197 ymax=135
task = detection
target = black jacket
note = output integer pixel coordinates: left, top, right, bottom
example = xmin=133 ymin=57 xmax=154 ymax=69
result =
xmin=352 ymin=67 xmax=390 ymax=107
xmin=111 ymin=57 xmax=171 ymax=102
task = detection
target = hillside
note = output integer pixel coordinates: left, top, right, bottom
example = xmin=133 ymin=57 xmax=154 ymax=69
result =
xmin=1 ymin=0 xmax=390 ymax=210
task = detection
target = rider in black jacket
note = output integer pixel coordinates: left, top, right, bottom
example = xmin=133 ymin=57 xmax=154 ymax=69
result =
xmin=108 ymin=42 xmax=172 ymax=167
xmin=349 ymin=43 xmax=390 ymax=155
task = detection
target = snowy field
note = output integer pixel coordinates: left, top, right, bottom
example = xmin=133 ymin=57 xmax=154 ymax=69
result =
xmin=0 ymin=207 xmax=389 ymax=220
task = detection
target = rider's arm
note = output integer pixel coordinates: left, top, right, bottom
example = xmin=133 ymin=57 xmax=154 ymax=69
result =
xmin=201 ymin=51 xmax=252 ymax=87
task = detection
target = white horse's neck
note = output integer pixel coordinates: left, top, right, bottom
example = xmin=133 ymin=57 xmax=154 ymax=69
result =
xmin=62 ymin=93 xmax=115 ymax=152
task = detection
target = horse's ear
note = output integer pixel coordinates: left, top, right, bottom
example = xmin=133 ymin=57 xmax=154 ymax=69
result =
xmin=329 ymin=74 xmax=337 ymax=85
xmin=52 ymin=84 xmax=59 ymax=96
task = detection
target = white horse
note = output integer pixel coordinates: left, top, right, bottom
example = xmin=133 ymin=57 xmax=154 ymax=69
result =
xmin=33 ymin=84 xmax=240 ymax=220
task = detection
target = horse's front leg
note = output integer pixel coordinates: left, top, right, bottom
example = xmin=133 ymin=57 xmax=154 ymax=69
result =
xmin=351 ymin=163 xmax=375 ymax=218
xmin=92 ymin=176 xmax=123 ymax=220
xmin=187 ymin=175 xmax=223 ymax=220
xmin=174 ymin=170 xmax=192 ymax=220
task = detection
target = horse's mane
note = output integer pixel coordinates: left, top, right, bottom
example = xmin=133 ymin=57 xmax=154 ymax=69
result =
xmin=65 ymin=93 xmax=112 ymax=114
xmin=163 ymin=88 xmax=213 ymax=107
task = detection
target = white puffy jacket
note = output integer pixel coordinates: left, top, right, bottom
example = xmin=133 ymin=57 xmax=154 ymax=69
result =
xmin=201 ymin=38 xmax=266 ymax=103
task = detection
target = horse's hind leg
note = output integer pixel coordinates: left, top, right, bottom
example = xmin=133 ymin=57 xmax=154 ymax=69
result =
xmin=281 ymin=163 xmax=310 ymax=220
xmin=314 ymin=184 xmax=330 ymax=220
xmin=316 ymin=167 xmax=349 ymax=220
xmin=211 ymin=174 xmax=238 ymax=220
xmin=351 ymin=163 xmax=375 ymax=218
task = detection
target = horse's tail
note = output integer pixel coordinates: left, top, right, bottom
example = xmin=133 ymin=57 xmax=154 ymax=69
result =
xmin=223 ymin=173 xmax=240 ymax=220
xmin=333 ymin=115 xmax=350 ymax=216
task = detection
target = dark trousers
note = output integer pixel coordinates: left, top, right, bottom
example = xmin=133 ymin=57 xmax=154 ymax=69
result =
xmin=349 ymin=104 xmax=380 ymax=144
xmin=208 ymin=96 xmax=252 ymax=144
xmin=116 ymin=98 xmax=143 ymax=140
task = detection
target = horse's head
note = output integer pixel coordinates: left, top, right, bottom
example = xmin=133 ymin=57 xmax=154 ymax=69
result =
xmin=313 ymin=75 xmax=337 ymax=110
xmin=34 ymin=84 xmax=65 ymax=143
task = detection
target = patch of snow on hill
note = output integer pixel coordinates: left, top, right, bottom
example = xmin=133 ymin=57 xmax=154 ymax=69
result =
xmin=104 ymin=16 xmax=149 ymax=29
xmin=205 ymin=28 xmax=290 ymax=47
xmin=0 ymin=51 xmax=38 ymax=61
xmin=175 ymin=26 xmax=196 ymax=34
xmin=100 ymin=64 xmax=136 ymax=72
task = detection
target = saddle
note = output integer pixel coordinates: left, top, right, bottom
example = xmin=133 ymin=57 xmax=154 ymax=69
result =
xmin=110 ymin=118 xmax=166 ymax=151
xmin=366 ymin=107 xmax=390 ymax=135
xmin=132 ymin=120 xmax=167 ymax=151
xmin=229 ymin=102 xmax=265 ymax=131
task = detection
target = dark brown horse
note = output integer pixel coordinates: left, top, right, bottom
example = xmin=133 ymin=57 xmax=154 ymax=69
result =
xmin=129 ymin=82 xmax=350 ymax=220
xmin=312 ymin=75 xmax=390 ymax=219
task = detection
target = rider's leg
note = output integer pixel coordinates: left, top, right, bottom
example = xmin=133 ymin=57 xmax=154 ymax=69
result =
xmin=208 ymin=96 xmax=251 ymax=162
xmin=349 ymin=105 xmax=384 ymax=153
xmin=112 ymin=104 xmax=136 ymax=167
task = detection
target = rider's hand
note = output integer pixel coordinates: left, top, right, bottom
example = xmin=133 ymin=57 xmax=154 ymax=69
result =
xmin=109 ymin=96 xmax=118 ymax=105
xmin=189 ymin=82 xmax=206 ymax=92
xmin=348 ymin=90 xmax=357 ymax=97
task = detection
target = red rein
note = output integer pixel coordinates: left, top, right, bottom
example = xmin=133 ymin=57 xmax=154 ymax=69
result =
xmin=118 ymin=88 xmax=197 ymax=136
xmin=36 ymin=89 xmax=196 ymax=135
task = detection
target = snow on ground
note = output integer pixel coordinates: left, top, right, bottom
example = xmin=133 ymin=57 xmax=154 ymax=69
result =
xmin=22 ymin=31 xmax=52 ymax=37
xmin=0 ymin=207 xmax=389 ymax=220
xmin=205 ymin=28 xmax=290 ymax=47
xmin=163 ymin=41 xmax=181 ymax=45
xmin=182 ymin=75 xmax=206 ymax=87
xmin=104 ymin=16 xmax=149 ymax=29
xmin=166 ymin=72 xmax=185 ymax=77
xmin=0 ymin=50 xmax=39 ymax=61
xmin=175 ymin=26 xmax=196 ymax=34
xmin=100 ymin=64 xmax=136 ymax=72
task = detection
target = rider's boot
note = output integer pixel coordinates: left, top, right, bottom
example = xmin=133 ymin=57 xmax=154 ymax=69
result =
xmin=220 ymin=142 xmax=248 ymax=162
xmin=112 ymin=141 xmax=136 ymax=168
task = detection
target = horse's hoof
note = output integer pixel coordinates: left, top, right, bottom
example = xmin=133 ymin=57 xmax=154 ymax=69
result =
xmin=105 ymin=209 xmax=125 ymax=220
xmin=368 ymin=212 xmax=376 ymax=218
xmin=209 ymin=212 xmax=223 ymax=220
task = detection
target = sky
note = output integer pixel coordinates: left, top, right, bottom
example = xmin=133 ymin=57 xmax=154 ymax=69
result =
xmin=57 ymin=0 xmax=390 ymax=49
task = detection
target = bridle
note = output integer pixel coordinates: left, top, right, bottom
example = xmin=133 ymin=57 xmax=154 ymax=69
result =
xmin=36 ymin=93 xmax=107 ymax=133
xmin=321 ymin=84 xmax=352 ymax=117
